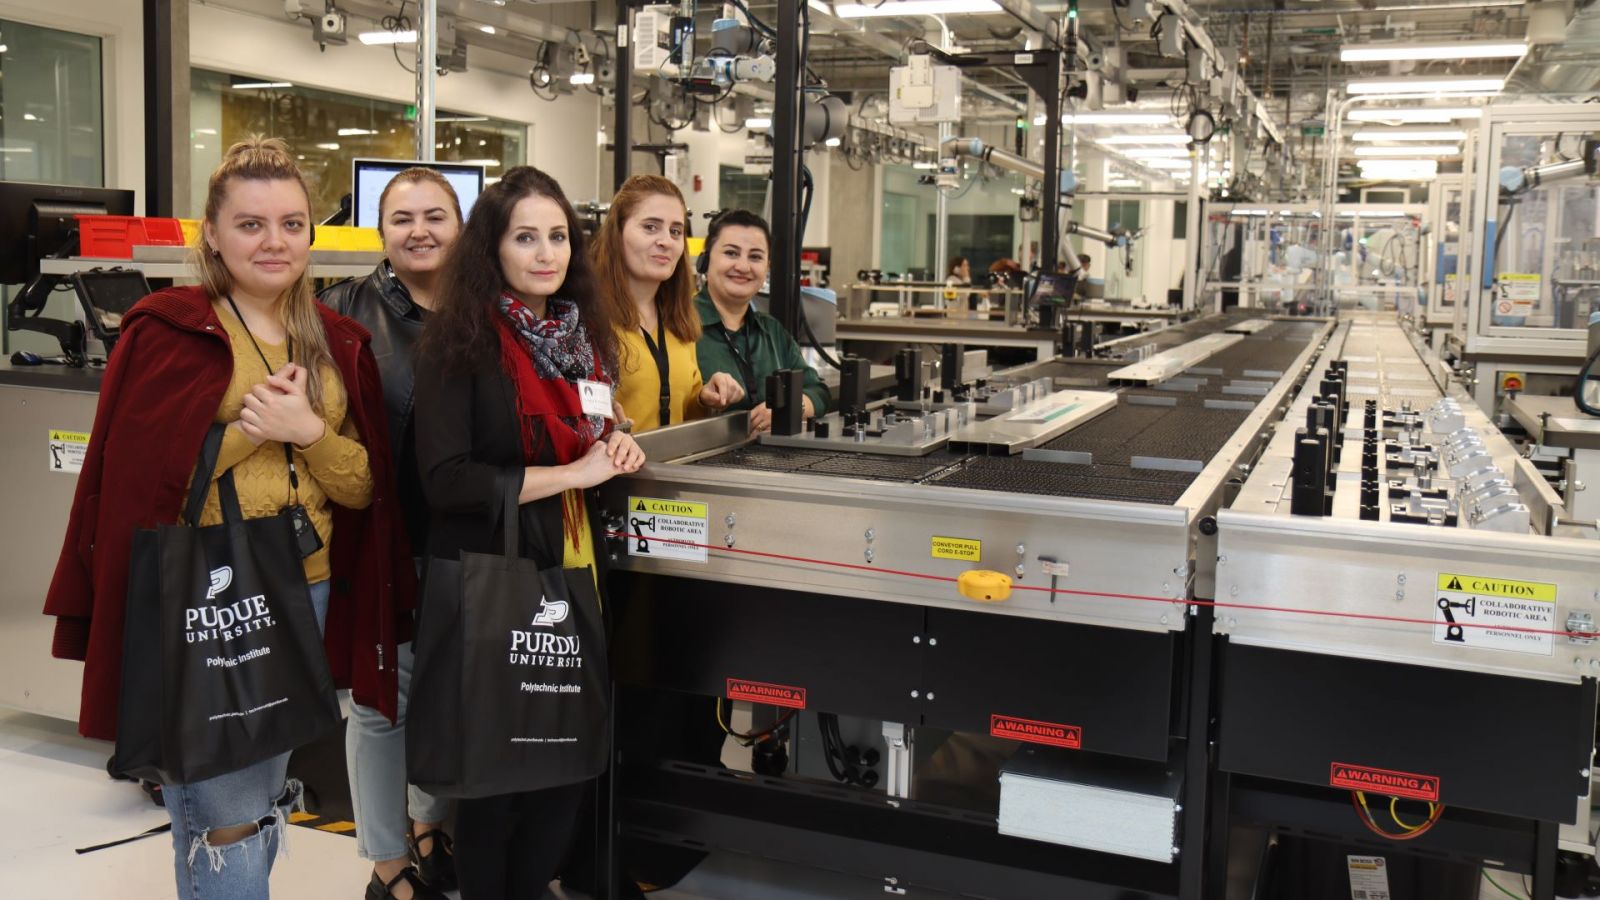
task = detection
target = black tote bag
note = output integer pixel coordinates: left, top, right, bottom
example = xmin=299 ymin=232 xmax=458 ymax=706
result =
xmin=111 ymin=424 xmax=342 ymax=785
xmin=408 ymin=475 xmax=610 ymax=799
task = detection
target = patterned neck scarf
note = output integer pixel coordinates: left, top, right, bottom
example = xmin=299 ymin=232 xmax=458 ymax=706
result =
xmin=495 ymin=293 xmax=612 ymax=458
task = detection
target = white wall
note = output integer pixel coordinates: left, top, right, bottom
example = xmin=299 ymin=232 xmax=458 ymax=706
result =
xmin=0 ymin=0 xmax=145 ymax=207
xmin=187 ymin=2 xmax=602 ymax=202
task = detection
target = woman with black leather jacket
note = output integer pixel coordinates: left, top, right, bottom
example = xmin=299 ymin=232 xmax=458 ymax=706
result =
xmin=319 ymin=168 xmax=462 ymax=900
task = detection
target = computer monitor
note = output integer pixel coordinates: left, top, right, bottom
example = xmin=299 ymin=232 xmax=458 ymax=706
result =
xmin=0 ymin=181 xmax=136 ymax=284
xmin=1032 ymin=271 xmax=1079 ymax=305
xmin=351 ymin=159 xmax=486 ymax=230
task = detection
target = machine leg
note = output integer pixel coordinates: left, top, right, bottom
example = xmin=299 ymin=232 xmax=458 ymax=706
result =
xmin=1532 ymin=819 xmax=1559 ymax=900
xmin=1206 ymin=771 xmax=1233 ymax=900
xmin=1180 ymin=607 xmax=1218 ymax=900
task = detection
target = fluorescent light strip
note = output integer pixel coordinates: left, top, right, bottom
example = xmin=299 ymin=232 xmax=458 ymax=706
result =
xmin=1097 ymin=134 xmax=1191 ymax=145
xmin=358 ymin=30 xmax=417 ymax=45
xmin=1346 ymin=77 xmax=1503 ymax=96
xmin=1350 ymin=129 xmax=1467 ymax=142
xmin=1348 ymin=107 xmax=1483 ymax=123
xmin=1340 ymin=41 xmax=1526 ymax=62
xmin=1121 ymin=147 xmax=1192 ymax=159
xmin=745 ymin=117 xmax=772 ymax=129
xmin=1358 ymin=160 xmax=1439 ymax=178
xmin=1034 ymin=113 xmax=1176 ymax=126
xmin=570 ymin=72 xmax=596 ymax=85
xmin=834 ymin=0 xmax=1001 ymax=16
xmin=231 ymin=81 xmax=292 ymax=89
xmin=1352 ymin=144 xmax=1459 ymax=156
xmin=337 ymin=128 xmax=377 ymax=136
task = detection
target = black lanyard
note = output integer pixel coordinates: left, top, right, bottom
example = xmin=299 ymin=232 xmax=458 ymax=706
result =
xmin=717 ymin=324 xmax=757 ymax=400
xmin=224 ymin=296 xmax=302 ymax=505
xmin=638 ymin=318 xmax=672 ymax=426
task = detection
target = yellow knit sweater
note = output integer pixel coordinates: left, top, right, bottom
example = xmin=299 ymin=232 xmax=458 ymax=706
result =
xmin=202 ymin=307 xmax=373 ymax=583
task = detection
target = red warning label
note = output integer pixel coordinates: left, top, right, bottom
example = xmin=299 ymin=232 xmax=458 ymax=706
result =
xmin=1329 ymin=762 xmax=1441 ymax=801
xmin=989 ymin=714 xmax=1083 ymax=749
xmin=726 ymin=678 xmax=807 ymax=709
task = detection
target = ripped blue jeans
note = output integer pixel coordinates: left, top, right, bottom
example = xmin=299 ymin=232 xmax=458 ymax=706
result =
xmin=162 ymin=580 xmax=329 ymax=900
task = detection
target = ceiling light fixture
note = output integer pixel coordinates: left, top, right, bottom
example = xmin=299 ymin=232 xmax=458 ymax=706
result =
xmin=337 ymin=128 xmax=377 ymax=136
xmin=1121 ymin=147 xmax=1192 ymax=158
xmin=1357 ymin=159 xmax=1440 ymax=179
xmin=230 ymin=81 xmax=292 ymax=89
xmin=357 ymin=30 xmax=417 ymax=45
xmin=745 ymin=117 xmax=773 ymax=129
xmin=1340 ymin=40 xmax=1526 ymax=63
xmin=315 ymin=142 xmax=340 ymax=150
xmin=824 ymin=137 xmax=842 ymax=147
xmin=1347 ymin=107 xmax=1483 ymax=123
xmin=1096 ymin=134 xmax=1192 ymax=145
xmin=570 ymin=72 xmax=596 ymax=85
xmin=834 ymin=0 xmax=1001 ymax=17
xmin=1350 ymin=129 xmax=1467 ymax=142
xmin=1035 ymin=112 xmax=1176 ymax=126
xmin=1352 ymin=144 xmax=1459 ymax=156
xmin=1346 ymin=76 xmax=1504 ymax=96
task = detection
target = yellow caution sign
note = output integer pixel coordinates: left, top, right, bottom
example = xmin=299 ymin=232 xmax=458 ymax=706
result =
xmin=931 ymin=536 xmax=981 ymax=561
xmin=628 ymin=497 xmax=708 ymax=518
xmin=49 ymin=429 xmax=89 ymax=443
xmin=1437 ymin=572 xmax=1556 ymax=603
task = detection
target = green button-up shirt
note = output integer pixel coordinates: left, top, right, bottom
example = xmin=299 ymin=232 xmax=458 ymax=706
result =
xmin=694 ymin=291 xmax=831 ymax=416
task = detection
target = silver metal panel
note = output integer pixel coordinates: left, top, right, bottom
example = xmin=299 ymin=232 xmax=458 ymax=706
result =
xmin=948 ymin=390 xmax=1119 ymax=455
xmin=1106 ymin=333 xmax=1245 ymax=386
xmin=600 ymin=466 xmax=1193 ymax=633
xmin=1506 ymin=394 xmax=1600 ymax=451
xmin=1215 ymin=509 xmax=1600 ymax=684
xmin=0 ymin=382 xmax=97 ymax=721
xmin=1224 ymin=319 xmax=1274 ymax=334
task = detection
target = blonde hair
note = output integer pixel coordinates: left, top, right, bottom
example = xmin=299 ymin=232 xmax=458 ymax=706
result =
xmin=191 ymin=136 xmax=335 ymax=411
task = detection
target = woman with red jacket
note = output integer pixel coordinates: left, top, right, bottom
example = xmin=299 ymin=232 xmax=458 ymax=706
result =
xmin=44 ymin=136 xmax=414 ymax=900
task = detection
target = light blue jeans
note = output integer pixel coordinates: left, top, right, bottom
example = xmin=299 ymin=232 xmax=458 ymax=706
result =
xmin=345 ymin=636 xmax=450 ymax=862
xmin=162 ymin=580 xmax=330 ymax=900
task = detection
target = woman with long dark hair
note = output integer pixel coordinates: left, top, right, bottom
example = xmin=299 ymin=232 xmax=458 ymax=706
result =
xmin=413 ymin=165 xmax=643 ymax=899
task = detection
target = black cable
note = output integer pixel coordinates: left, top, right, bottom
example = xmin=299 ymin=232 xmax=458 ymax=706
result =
xmin=1577 ymin=349 xmax=1600 ymax=416
xmin=385 ymin=1 xmax=416 ymax=74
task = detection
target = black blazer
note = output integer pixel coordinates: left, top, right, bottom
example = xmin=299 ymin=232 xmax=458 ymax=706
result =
xmin=413 ymin=360 xmax=609 ymax=576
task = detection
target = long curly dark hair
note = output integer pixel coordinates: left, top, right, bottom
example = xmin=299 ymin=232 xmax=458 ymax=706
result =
xmin=419 ymin=165 xmax=619 ymax=378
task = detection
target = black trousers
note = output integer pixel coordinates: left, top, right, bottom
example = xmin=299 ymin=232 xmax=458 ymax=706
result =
xmin=455 ymin=780 xmax=587 ymax=900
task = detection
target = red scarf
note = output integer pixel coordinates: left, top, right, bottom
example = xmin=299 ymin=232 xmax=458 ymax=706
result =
xmin=494 ymin=317 xmax=613 ymax=551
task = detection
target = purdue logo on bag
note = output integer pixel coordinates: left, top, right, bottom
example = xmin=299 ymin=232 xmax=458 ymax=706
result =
xmin=532 ymin=598 xmax=568 ymax=627
xmin=508 ymin=599 xmax=582 ymax=668
xmin=206 ymin=566 xmax=233 ymax=599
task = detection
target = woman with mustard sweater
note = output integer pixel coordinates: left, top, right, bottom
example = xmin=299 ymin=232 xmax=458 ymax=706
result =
xmin=590 ymin=175 xmax=742 ymax=431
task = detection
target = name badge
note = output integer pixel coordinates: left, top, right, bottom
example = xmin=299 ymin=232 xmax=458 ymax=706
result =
xmin=578 ymin=379 xmax=614 ymax=418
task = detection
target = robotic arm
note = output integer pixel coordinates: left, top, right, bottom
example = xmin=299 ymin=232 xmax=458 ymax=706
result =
xmin=1499 ymin=137 xmax=1600 ymax=196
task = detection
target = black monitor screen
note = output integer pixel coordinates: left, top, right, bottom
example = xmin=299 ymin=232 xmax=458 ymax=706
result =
xmin=351 ymin=159 xmax=485 ymax=230
xmin=71 ymin=269 xmax=151 ymax=339
xmin=0 ymin=181 xmax=136 ymax=284
xmin=1033 ymin=271 xmax=1079 ymax=304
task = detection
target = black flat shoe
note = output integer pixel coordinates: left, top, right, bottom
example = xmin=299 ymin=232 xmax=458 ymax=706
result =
xmin=409 ymin=829 xmax=458 ymax=892
xmin=365 ymin=867 xmax=448 ymax=900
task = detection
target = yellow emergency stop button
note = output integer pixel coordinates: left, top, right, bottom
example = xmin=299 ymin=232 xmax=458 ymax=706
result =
xmin=958 ymin=569 xmax=1012 ymax=602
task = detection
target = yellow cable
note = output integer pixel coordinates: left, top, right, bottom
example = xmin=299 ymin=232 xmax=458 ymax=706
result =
xmin=1389 ymin=796 xmax=1427 ymax=832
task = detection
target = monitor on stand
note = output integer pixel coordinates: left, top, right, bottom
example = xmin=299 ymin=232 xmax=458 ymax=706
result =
xmin=0 ymin=180 xmax=138 ymax=362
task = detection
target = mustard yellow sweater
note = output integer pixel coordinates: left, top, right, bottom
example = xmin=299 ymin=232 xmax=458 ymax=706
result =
xmin=201 ymin=307 xmax=373 ymax=583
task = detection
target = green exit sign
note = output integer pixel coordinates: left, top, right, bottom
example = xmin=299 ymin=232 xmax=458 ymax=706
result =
xmin=1302 ymin=125 xmax=1325 ymax=137
xmin=404 ymin=104 xmax=417 ymax=122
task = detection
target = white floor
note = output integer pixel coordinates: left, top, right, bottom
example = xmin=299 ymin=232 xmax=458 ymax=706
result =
xmin=0 ymin=708 xmax=1553 ymax=899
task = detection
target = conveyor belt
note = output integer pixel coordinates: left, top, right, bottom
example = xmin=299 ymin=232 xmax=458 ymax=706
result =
xmin=927 ymin=457 xmax=1192 ymax=504
xmin=688 ymin=314 xmax=1324 ymax=506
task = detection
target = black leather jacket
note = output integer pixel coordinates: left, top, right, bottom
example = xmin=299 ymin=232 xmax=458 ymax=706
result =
xmin=320 ymin=263 xmax=429 ymax=549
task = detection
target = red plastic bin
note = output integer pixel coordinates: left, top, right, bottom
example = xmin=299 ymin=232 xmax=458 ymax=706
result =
xmin=76 ymin=215 xmax=187 ymax=259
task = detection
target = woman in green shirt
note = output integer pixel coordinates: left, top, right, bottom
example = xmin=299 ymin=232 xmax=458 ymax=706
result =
xmin=694 ymin=209 xmax=831 ymax=434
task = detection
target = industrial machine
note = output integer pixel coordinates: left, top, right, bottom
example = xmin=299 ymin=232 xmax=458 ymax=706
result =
xmin=598 ymin=310 xmax=1331 ymax=899
xmin=1213 ymin=311 xmax=1600 ymax=898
